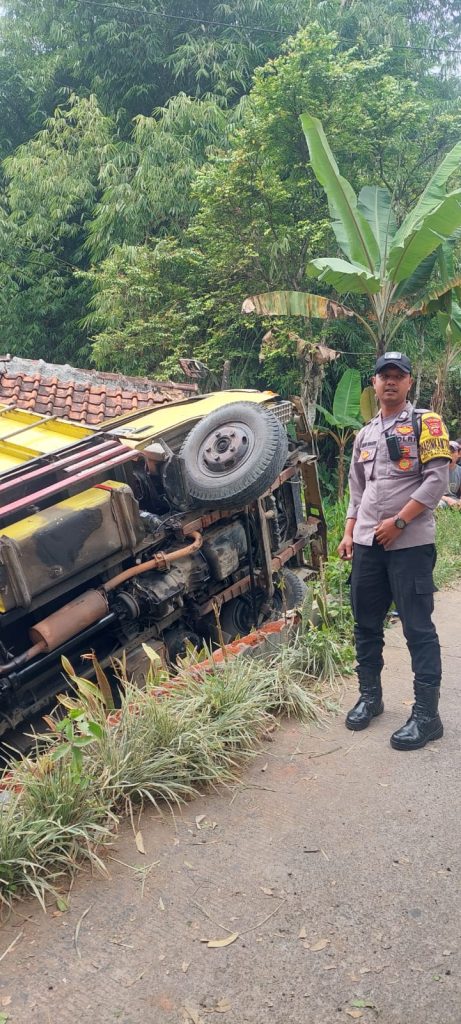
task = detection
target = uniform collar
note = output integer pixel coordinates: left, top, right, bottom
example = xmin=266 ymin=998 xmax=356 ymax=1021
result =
xmin=376 ymin=400 xmax=413 ymax=426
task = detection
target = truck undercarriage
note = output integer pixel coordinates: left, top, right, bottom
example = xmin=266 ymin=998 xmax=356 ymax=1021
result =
xmin=0 ymin=392 xmax=326 ymax=740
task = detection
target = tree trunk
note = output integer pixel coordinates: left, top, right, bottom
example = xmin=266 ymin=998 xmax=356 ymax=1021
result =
xmin=300 ymin=349 xmax=324 ymax=427
xmin=432 ymin=348 xmax=450 ymax=414
xmin=376 ymin=320 xmax=386 ymax=357
xmin=432 ymin=368 xmax=446 ymax=414
xmin=221 ymin=359 xmax=231 ymax=390
xmin=413 ymin=325 xmax=425 ymax=405
xmin=337 ymin=439 xmax=345 ymax=500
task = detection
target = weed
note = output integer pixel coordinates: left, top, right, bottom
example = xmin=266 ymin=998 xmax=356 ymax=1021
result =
xmin=0 ymin=531 xmax=359 ymax=909
xmin=434 ymin=507 xmax=461 ymax=588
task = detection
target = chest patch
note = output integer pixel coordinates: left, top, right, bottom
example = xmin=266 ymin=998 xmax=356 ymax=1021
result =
xmin=396 ymin=424 xmax=413 ymax=436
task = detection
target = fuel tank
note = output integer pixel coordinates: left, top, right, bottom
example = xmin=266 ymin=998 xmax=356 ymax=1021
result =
xmin=0 ymin=480 xmax=143 ymax=611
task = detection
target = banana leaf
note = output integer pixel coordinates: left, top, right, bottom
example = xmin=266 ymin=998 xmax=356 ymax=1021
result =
xmin=357 ymin=186 xmax=397 ymax=267
xmin=393 ymin=250 xmax=439 ymax=301
xmin=242 ymin=291 xmax=355 ymax=319
xmin=307 ymin=257 xmax=381 ymax=294
xmin=360 ymin=385 xmax=378 ymax=423
xmin=387 ymin=187 xmax=461 ymax=284
xmin=395 ymin=140 xmax=461 ymax=238
xmin=332 ymin=368 xmax=362 ymax=422
xmin=316 ymin=403 xmax=363 ymax=429
xmin=300 ymin=113 xmax=380 ymax=272
xmin=437 ymin=311 xmax=461 ymax=345
xmin=411 ymin=273 xmax=461 ymax=315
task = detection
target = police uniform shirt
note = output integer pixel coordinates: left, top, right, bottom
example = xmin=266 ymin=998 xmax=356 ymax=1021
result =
xmin=347 ymin=402 xmax=450 ymax=549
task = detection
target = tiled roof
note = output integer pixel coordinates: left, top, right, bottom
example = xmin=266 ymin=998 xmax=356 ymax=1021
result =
xmin=0 ymin=355 xmax=197 ymax=425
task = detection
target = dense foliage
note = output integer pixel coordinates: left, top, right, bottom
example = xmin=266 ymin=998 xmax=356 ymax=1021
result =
xmin=0 ymin=0 xmax=460 ymax=436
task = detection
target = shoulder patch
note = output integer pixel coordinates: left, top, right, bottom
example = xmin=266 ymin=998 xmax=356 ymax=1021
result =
xmin=419 ymin=413 xmax=451 ymax=464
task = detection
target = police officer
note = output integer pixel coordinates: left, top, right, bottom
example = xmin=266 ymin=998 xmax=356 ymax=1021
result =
xmin=338 ymin=352 xmax=451 ymax=750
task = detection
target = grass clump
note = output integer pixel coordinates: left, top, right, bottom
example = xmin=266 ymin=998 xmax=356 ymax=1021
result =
xmin=434 ymin=507 xmax=461 ymax=588
xmin=0 ymin=630 xmax=339 ymax=912
xmin=1 ymin=755 xmax=115 ymax=910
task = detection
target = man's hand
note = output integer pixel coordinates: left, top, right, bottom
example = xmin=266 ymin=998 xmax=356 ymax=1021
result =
xmin=375 ymin=517 xmax=401 ymax=548
xmin=338 ymin=534 xmax=353 ymax=560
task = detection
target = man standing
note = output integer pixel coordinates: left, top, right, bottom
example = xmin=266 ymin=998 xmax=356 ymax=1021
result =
xmin=439 ymin=440 xmax=461 ymax=507
xmin=338 ymin=352 xmax=451 ymax=750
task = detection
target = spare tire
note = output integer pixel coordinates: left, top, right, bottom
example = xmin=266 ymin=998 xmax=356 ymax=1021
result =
xmin=179 ymin=402 xmax=289 ymax=509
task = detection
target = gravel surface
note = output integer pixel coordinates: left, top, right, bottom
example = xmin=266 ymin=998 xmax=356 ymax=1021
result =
xmin=1 ymin=587 xmax=460 ymax=1024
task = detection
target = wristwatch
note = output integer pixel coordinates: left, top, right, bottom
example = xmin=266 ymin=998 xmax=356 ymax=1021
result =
xmin=394 ymin=517 xmax=407 ymax=530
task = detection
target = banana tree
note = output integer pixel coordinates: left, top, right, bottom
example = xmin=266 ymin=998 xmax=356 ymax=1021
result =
xmin=243 ymin=116 xmax=461 ymax=357
xmin=411 ymin=241 xmax=461 ymax=413
xmin=316 ymin=368 xmax=363 ymax=499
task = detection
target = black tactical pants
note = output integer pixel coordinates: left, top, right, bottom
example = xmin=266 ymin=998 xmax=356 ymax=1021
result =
xmin=350 ymin=541 xmax=441 ymax=687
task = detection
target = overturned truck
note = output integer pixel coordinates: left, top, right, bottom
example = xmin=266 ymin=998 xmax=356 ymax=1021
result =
xmin=0 ymin=390 xmax=326 ymax=739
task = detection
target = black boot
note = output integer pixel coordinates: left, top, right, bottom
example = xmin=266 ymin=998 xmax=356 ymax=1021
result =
xmin=345 ymin=670 xmax=384 ymax=731
xmin=390 ymin=682 xmax=443 ymax=750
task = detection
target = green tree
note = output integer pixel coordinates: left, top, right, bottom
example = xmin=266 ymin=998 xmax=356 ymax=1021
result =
xmin=244 ymin=113 xmax=461 ymax=359
xmin=0 ymin=0 xmax=313 ymax=158
xmin=87 ymin=25 xmax=461 ymax=387
xmin=0 ymin=95 xmax=116 ymax=361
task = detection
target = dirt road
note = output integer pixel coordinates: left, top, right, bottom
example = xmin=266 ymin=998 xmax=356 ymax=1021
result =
xmin=1 ymin=588 xmax=460 ymax=1024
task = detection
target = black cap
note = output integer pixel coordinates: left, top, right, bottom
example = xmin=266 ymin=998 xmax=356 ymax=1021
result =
xmin=374 ymin=351 xmax=412 ymax=375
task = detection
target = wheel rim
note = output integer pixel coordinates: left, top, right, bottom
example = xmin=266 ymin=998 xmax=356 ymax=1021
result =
xmin=197 ymin=420 xmax=255 ymax=478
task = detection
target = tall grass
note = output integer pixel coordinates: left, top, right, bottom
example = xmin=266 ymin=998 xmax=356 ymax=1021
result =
xmin=0 ymin=628 xmax=342 ymax=911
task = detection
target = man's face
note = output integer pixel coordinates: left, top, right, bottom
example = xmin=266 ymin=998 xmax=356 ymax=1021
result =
xmin=372 ymin=366 xmax=411 ymax=407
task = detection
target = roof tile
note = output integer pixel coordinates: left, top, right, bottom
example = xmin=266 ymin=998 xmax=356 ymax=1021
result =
xmin=0 ymin=355 xmax=197 ymax=425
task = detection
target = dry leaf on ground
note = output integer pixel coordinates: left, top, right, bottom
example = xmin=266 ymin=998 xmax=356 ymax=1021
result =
xmin=183 ymin=1004 xmax=205 ymax=1024
xmin=158 ymin=898 xmax=165 ymax=911
xmin=207 ymin=933 xmax=239 ymax=949
xmin=214 ymin=999 xmax=232 ymax=1013
xmin=135 ymin=831 xmax=145 ymax=855
xmin=298 ymin=927 xmax=307 ymax=939
xmin=345 ymin=1010 xmax=363 ymax=1019
xmin=310 ymin=939 xmax=329 ymax=951
xmin=182 ymin=961 xmax=190 ymax=973
xmin=195 ymin=815 xmax=206 ymax=829
xmin=260 ymin=887 xmax=274 ymax=896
